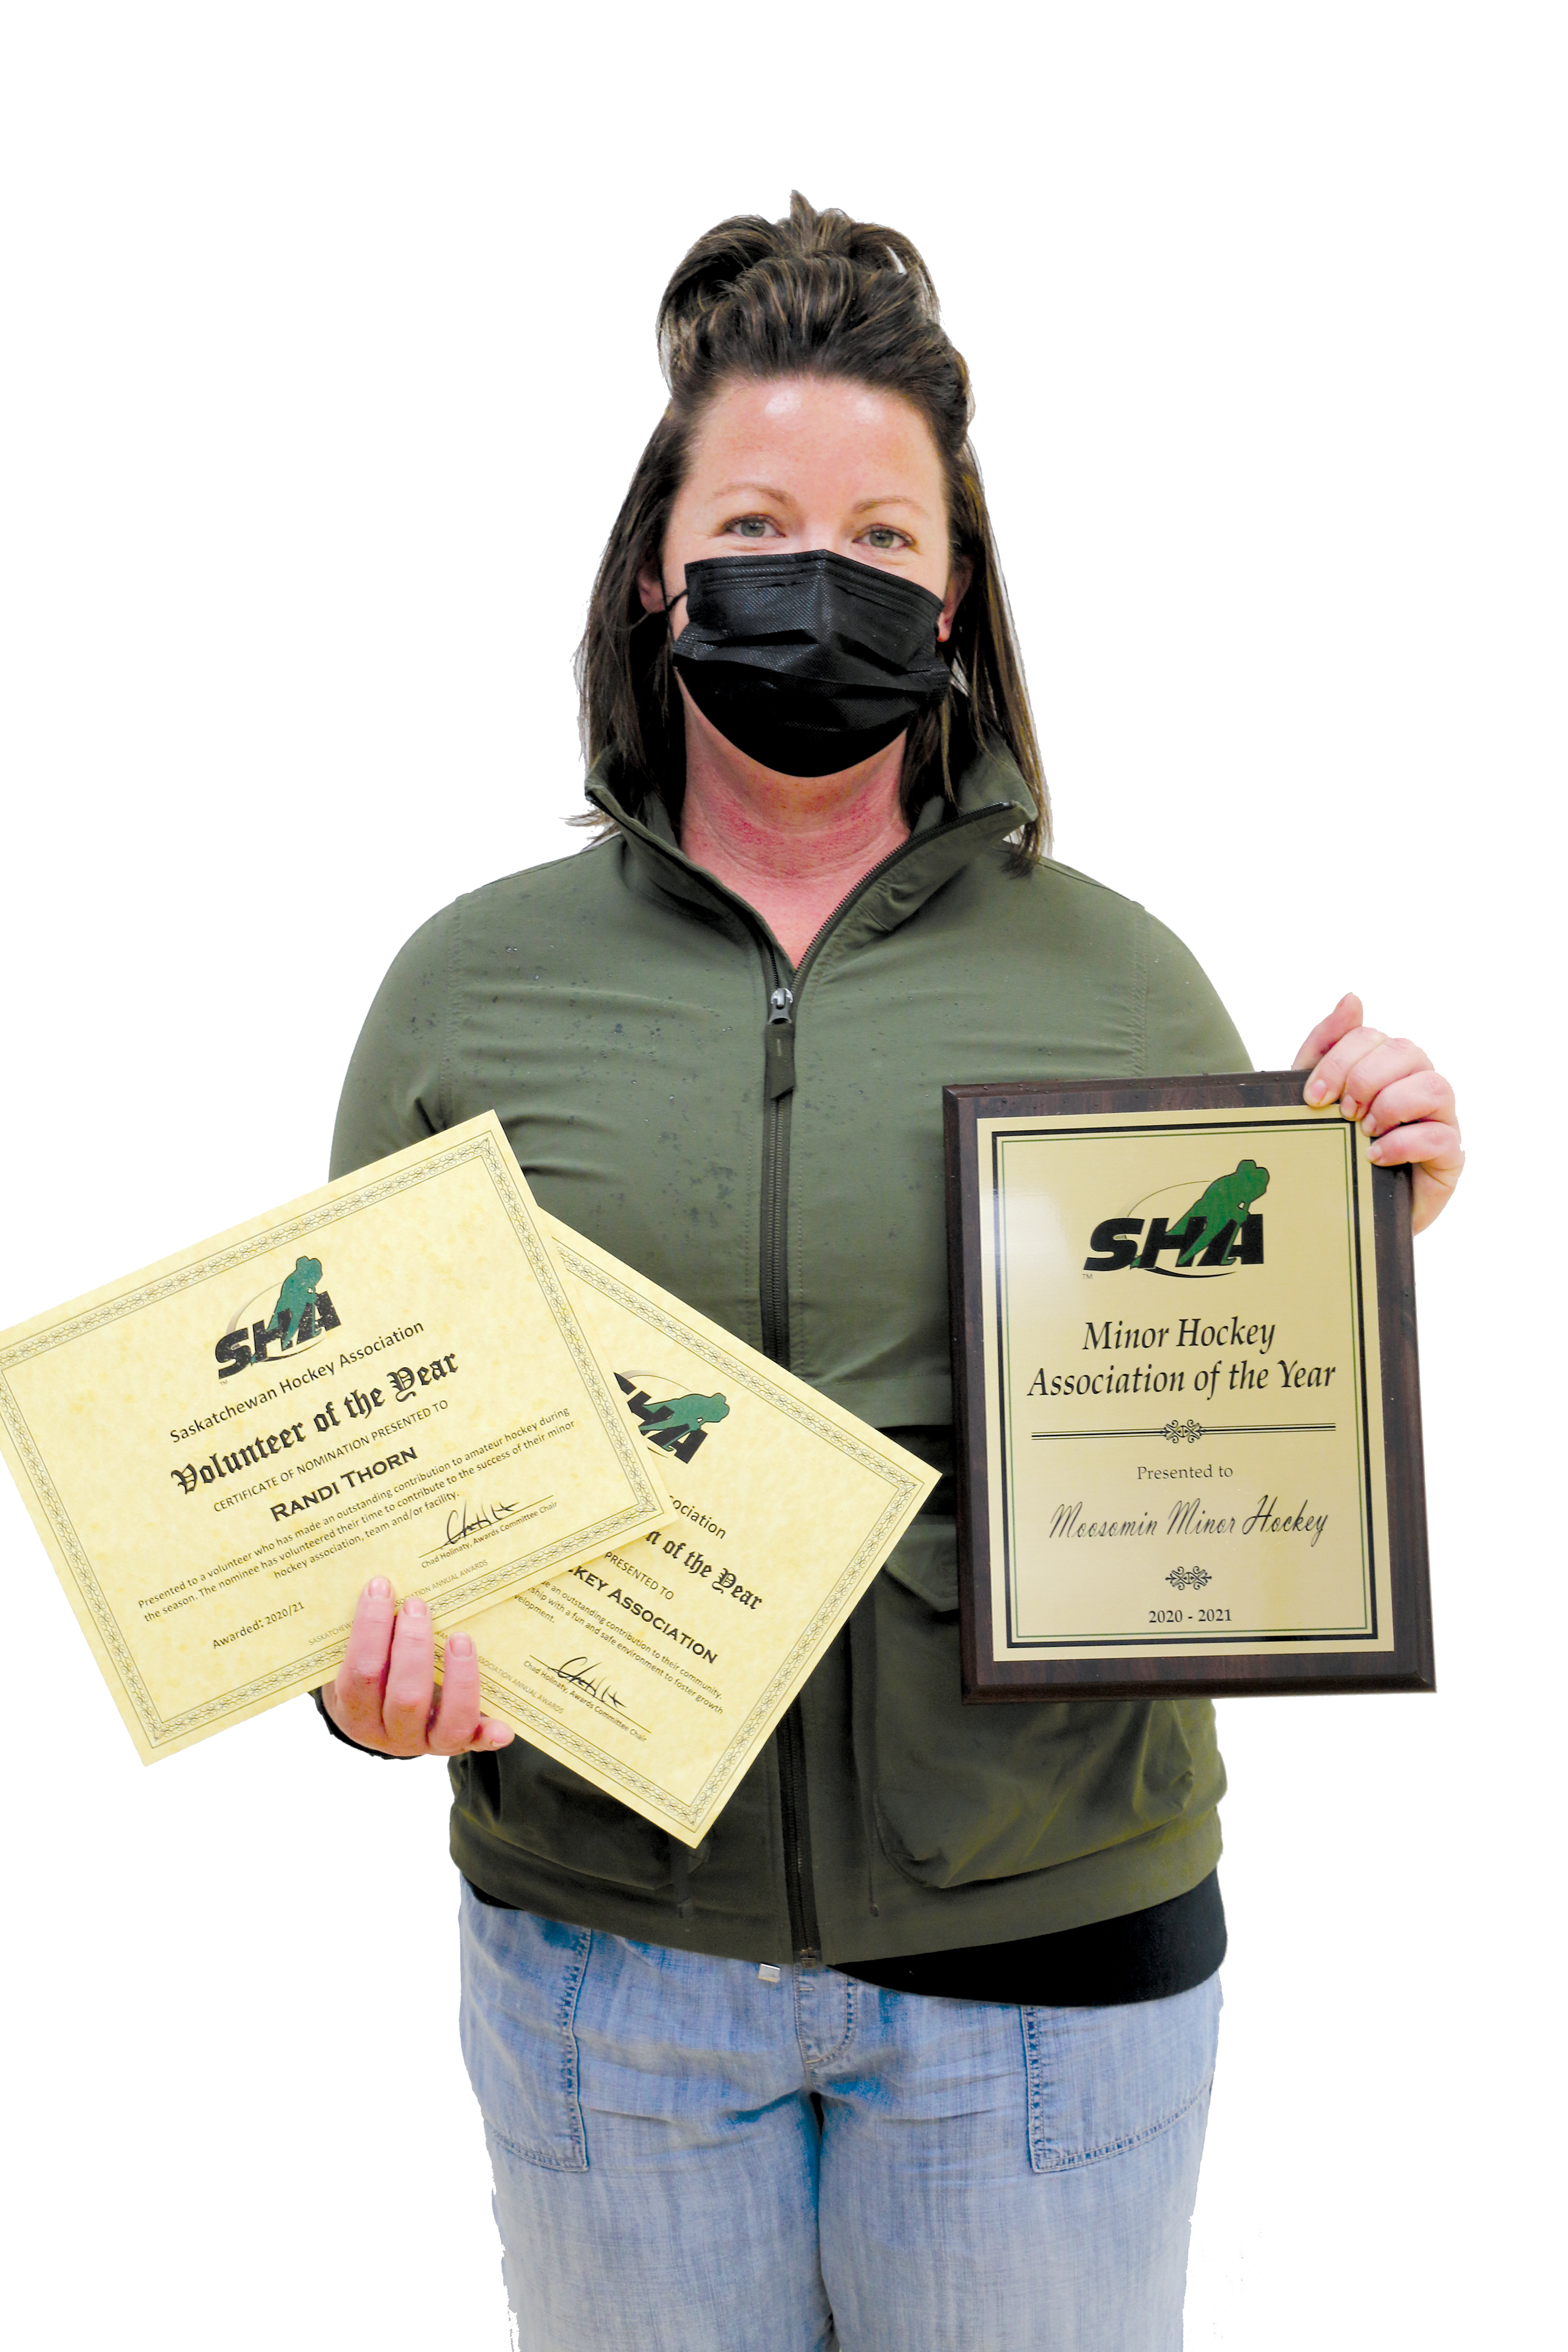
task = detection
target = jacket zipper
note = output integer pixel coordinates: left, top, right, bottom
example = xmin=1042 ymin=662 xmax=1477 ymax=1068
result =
xmin=757 ymin=957 xmax=816 ymax=1955
xmin=759 ymin=979 xmax=796 ymax=1362
xmin=747 ymin=815 xmax=1008 ymax=1961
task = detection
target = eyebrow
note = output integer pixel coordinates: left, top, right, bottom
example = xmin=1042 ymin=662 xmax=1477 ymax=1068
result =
xmin=706 ymin=483 xmax=934 ymax=519
xmin=707 ymin=481 xmax=794 ymax=504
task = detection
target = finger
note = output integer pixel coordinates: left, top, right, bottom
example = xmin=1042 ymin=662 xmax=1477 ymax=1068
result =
xmin=1358 ymin=1067 xmax=1456 ymax=1140
xmin=328 ymin=1576 xmax=399 ymax=1743
xmin=381 ymin=1596 xmax=437 ymax=1751
xmin=1335 ymin=1036 xmax=1433 ymax=1121
xmin=1411 ymin=1149 xmax=1465 ymax=1235
xmin=1365 ymin=1119 xmax=1463 ymax=1173
xmin=1372 ymin=1121 xmax=1466 ymax=1235
xmin=428 ymin=1631 xmax=484 ymax=1754
xmin=430 ymin=1635 xmax=513 ymax=1753
xmin=1303 ymin=1023 xmax=1386 ymax=1107
xmin=1292 ymin=993 xmax=1364 ymax=1073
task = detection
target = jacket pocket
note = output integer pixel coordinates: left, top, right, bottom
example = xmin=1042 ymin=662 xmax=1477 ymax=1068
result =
xmin=857 ymin=1530 xmax=1215 ymax=1891
xmin=877 ymin=1514 xmax=960 ymax=1612
xmin=456 ymin=1748 xmax=711 ymax=1896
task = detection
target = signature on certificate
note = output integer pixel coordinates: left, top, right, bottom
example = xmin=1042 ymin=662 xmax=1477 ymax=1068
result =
xmin=529 ymin=1653 xmax=649 ymax=1735
xmin=420 ymin=1494 xmax=551 ymax=1561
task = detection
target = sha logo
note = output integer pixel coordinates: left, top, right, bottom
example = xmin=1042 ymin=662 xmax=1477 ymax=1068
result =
xmin=616 ymin=1372 xmax=729 ymax=1465
xmin=1084 ymin=1159 xmax=1270 ymax=1278
xmin=214 ymin=1256 xmax=341 ymax=1379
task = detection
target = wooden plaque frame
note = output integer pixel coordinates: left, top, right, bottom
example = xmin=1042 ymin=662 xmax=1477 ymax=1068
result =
xmin=944 ymin=1073 xmax=1435 ymax=1701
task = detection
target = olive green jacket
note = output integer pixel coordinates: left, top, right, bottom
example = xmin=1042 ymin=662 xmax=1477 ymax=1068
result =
xmin=329 ymin=745 xmax=1249 ymax=1965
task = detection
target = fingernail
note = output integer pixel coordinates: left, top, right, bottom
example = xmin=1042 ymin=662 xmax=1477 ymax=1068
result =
xmin=1361 ymin=1114 xmax=1377 ymax=1135
xmin=1304 ymin=1078 xmax=1326 ymax=1105
xmin=1367 ymin=1139 xmax=1384 ymax=1160
xmin=447 ymin=1631 xmax=474 ymax=1659
xmin=1340 ymin=1098 xmax=1358 ymax=1119
xmin=368 ymin=1577 xmax=391 ymax=1599
xmin=403 ymin=1596 xmax=429 ymax=1619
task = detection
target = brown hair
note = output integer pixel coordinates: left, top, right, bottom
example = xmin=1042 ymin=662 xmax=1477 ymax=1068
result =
xmin=576 ymin=192 xmax=1049 ymax=859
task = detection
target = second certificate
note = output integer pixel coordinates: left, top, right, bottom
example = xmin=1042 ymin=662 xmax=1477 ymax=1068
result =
xmin=448 ymin=1218 xmax=937 ymax=1846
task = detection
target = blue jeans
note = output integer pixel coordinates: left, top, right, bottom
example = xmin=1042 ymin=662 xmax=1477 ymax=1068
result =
xmin=458 ymin=1884 xmax=1221 ymax=2351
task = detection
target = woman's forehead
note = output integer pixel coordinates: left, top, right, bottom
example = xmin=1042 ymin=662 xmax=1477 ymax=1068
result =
xmin=685 ymin=375 xmax=944 ymax=498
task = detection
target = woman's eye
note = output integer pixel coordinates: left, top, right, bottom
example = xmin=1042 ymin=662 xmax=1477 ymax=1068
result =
xmin=725 ymin=515 xmax=778 ymax=539
xmin=859 ymin=526 xmax=910 ymax=552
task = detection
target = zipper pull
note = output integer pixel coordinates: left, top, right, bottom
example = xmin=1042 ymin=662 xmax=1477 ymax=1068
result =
xmin=765 ymin=985 xmax=796 ymax=1101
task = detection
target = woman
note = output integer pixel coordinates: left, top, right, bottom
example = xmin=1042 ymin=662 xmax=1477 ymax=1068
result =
xmin=320 ymin=196 xmax=1461 ymax=2349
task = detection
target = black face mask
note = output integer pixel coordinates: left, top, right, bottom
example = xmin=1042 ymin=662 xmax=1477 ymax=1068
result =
xmin=666 ymin=549 xmax=951 ymax=778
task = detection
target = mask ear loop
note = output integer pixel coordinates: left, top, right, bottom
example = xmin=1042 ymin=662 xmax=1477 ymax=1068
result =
xmin=630 ymin=586 xmax=687 ymax=752
xmin=653 ymin=585 xmax=689 ymax=817
xmin=631 ymin=584 xmax=686 ymax=634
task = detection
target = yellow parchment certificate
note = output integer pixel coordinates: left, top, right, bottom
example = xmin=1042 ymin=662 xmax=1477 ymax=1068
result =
xmin=0 ymin=1115 xmax=671 ymax=1761
xmin=447 ymin=1218 xmax=939 ymax=1846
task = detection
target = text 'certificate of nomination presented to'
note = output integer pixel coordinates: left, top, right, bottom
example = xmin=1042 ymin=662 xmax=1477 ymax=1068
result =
xmin=445 ymin=1216 xmax=939 ymax=1847
xmin=0 ymin=1113 xmax=671 ymax=1762
xmin=945 ymin=1074 xmax=1434 ymax=1702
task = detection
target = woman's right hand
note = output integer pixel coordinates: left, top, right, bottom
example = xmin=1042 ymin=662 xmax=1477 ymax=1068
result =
xmin=321 ymin=1577 xmax=515 ymax=1756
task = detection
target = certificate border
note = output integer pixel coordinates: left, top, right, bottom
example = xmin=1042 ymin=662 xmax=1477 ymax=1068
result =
xmin=465 ymin=1240 xmax=930 ymax=1841
xmin=944 ymin=1073 xmax=1435 ymax=1701
xmin=0 ymin=1128 xmax=668 ymax=1752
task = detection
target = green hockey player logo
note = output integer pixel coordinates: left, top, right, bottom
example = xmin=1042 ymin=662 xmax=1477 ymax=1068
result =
xmin=1164 ymin=1159 xmax=1271 ymax=1267
xmin=213 ymin=1255 xmax=341 ymax=1378
xmin=616 ymin=1375 xmax=731 ymax=1465
xmin=271 ymin=1256 xmax=324 ymax=1348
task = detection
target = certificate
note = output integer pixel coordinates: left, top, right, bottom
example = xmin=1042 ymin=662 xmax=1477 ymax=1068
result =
xmin=0 ymin=1114 xmax=671 ymax=1761
xmin=944 ymin=1074 xmax=1434 ymax=1699
xmin=444 ymin=1216 xmax=939 ymax=1846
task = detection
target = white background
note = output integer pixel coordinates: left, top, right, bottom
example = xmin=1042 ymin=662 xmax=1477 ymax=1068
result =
xmin=1 ymin=6 xmax=1561 ymax=2346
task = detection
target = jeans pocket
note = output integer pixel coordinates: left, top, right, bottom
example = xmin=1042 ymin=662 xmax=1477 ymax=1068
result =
xmin=1021 ymin=1973 xmax=1222 ymax=2175
xmin=458 ymin=1890 xmax=592 ymax=2171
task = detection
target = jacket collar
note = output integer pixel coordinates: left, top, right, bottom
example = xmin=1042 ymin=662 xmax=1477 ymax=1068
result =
xmin=583 ymin=739 xmax=1031 ymax=963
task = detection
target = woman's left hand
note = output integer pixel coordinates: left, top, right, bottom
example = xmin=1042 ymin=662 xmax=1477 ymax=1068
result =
xmin=1293 ymin=993 xmax=1463 ymax=1235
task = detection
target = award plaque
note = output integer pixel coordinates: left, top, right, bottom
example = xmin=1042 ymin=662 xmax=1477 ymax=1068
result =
xmin=944 ymin=1073 xmax=1434 ymax=1700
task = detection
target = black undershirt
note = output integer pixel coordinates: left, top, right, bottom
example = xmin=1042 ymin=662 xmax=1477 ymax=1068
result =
xmin=834 ymin=1871 xmax=1224 ymax=2006
xmin=466 ymin=1869 xmax=1225 ymax=2008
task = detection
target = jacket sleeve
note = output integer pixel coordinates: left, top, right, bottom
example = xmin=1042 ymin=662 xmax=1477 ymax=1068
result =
xmin=312 ymin=907 xmax=455 ymax=1754
xmin=329 ymin=905 xmax=454 ymax=1182
xmin=1142 ymin=911 xmax=1252 ymax=1077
